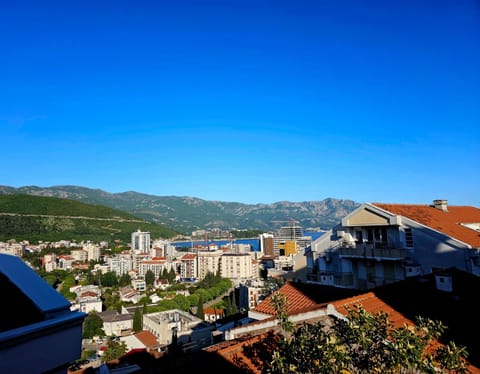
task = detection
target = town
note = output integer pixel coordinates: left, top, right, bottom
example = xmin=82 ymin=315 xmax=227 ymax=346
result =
xmin=1 ymin=198 xmax=480 ymax=373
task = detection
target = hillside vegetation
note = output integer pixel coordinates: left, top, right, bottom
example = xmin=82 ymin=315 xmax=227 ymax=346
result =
xmin=0 ymin=194 xmax=179 ymax=243
xmin=0 ymin=185 xmax=360 ymax=233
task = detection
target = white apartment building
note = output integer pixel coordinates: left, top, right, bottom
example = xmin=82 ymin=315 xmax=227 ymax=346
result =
xmin=108 ymin=255 xmax=133 ymax=276
xmin=138 ymin=257 xmax=168 ymax=278
xmin=305 ymin=200 xmax=480 ymax=290
xmin=197 ymin=250 xmax=222 ymax=280
xmin=131 ymin=230 xmax=151 ymax=254
xmin=83 ymin=242 xmax=101 ymax=262
xmin=220 ymin=253 xmax=254 ymax=281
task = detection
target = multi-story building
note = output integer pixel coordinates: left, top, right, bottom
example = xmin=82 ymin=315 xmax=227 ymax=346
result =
xmin=70 ymin=248 xmax=88 ymax=262
xmin=179 ymin=253 xmax=197 ymax=281
xmin=259 ymin=233 xmax=274 ymax=257
xmin=138 ymin=257 xmax=168 ymax=278
xmin=305 ymin=199 xmax=480 ymax=290
xmin=83 ymin=242 xmax=101 ymax=262
xmin=197 ymin=249 xmax=222 ymax=280
xmin=108 ymin=254 xmax=133 ymax=276
xmin=274 ymin=225 xmax=311 ymax=257
xmin=131 ymin=229 xmax=151 ymax=254
xmin=220 ymin=253 xmax=254 ymax=281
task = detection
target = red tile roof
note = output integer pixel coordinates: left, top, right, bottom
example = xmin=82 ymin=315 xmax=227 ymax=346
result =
xmin=373 ymin=203 xmax=480 ymax=247
xmin=181 ymin=253 xmax=197 ymax=260
xmin=252 ymin=282 xmax=321 ymax=316
xmin=332 ymin=291 xmax=413 ymax=329
xmin=135 ymin=330 xmax=159 ymax=348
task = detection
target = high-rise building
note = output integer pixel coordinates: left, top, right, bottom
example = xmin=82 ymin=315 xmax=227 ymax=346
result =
xmin=131 ymin=229 xmax=151 ymax=254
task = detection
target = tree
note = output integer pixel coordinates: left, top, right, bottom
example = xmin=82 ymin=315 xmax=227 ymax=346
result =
xmin=100 ymin=271 xmax=118 ymax=287
xmin=82 ymin=311 xmax=105 ymax=339
xmin=133 ymin=307 xmax=142 ymax=332
xmin=266 ymin=304 xmax=470 ymax=374
xmin=145 ymin=270 xmax=155 ymax=287
xmin=196 ymin=294 xmax=205 ymax=320
xmin=101 ymin=338 xmax=127 ymax=363
xmin=118 ymin=273 xmax=131 ymax=287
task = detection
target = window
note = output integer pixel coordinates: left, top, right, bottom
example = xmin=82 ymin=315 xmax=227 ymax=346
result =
xmin=405 ymin=228 xmax=414 ymax=248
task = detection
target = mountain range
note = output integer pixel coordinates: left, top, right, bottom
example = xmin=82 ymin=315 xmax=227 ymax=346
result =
xmin=0 ymin=185 xmax=360 ymax=234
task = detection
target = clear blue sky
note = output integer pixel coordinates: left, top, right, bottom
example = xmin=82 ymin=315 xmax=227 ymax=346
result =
xmin=1 ymin=1 xmax=479 ymax=206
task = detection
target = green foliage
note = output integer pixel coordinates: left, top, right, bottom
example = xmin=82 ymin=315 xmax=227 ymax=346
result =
xmin=0 ymin=194 xmax=179 ymax=243
xmin=118 ymin=273 xmax=131 ymax=287
xmin=271 ymin=292 xmax=294 ymax=334
xmin=100 ymin=271 xmax=118 ymax=287
xmin=265 ymin=304 xmax=470 ymax=374
xmin=145 ymin=270 xmax=155 ymax=287
xmin=133 ymin=307 xmax=142 ymax=332
xmin=196 ymin=294 xmax=205 ymax=320
xmin=82 ymin=311 xmax=105 ymax=339
xmin=101 ymin=338 xmax=127 ymax=363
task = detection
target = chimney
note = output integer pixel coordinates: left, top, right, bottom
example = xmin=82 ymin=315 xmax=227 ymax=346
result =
xmin=433 ymin=199 xmax=448 ymax=212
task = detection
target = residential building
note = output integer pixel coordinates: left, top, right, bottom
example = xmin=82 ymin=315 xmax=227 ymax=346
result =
xmin=259 ymin=233 xmax=274 ymax=257
xmin=220 ymin=253 xmax=254 ymax=281
xmin=83 ymin=242 xmax=101 ymax=262
xmin=0 ymin=253 xmax=85 ymax=373
xmin=99 ymin=310 xmax=134 ymax=336
xmin=119 ymin=330 xmax=161 ymax=353
xmin=142 ymin=309 xmax=213 ymax=349
xmin=197 ymin=249 xmax=222 ymax=280
xmin=180 ymin=253 xmax=197 ymax=281
xmin=305 ymin=199 xmax=480 ymax=290
xmin=138 ymin=257 xmax=168 ymax=278
xmin=70 ymin=249 xmax=88 ymax=262
xmin=107 ymin=254 xmax=133 ymax=275
xmin=131 ymin=229 xmax=151 ymax=254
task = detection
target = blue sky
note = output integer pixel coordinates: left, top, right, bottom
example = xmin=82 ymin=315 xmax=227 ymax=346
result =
xmin=1 ymin=0 xmax=479 ymax=206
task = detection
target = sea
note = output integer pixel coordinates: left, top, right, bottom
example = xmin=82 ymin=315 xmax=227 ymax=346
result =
xmin=171 ymin=231 xmax=325 ymax=252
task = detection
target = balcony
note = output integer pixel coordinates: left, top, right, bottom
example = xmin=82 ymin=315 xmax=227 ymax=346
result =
xmin=338 ymin=243 xmax=407 ymax=260
xmin=0 ymin=254 xmax=86 ymax=374
xmin=307 ymin=272 xmax=354 ymax=288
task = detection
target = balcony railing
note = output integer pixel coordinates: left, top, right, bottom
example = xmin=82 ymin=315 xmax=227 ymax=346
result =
xmin=338 ymin=243 xmax=407 ymax=260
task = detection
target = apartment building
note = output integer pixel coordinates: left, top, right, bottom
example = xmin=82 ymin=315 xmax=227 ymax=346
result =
xmin=131 ymin=229 xmax=151 ymax=254
xmin=220 ymin=253 xmax=254 ymax=281
xmin=197 ymin=249 xmax=222 ymax=280
xmin=305 ymin=199 xmax=480 ymax=290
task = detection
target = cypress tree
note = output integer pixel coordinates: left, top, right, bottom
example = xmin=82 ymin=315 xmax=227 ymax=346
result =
xmin=133 ymin=307 xmax=142 ymax=332
xmin=197 ymin=294 xmax=205 ymax=320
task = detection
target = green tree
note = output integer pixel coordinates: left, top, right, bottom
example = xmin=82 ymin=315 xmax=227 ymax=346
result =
xmin=100 ymin=271 xmax=118 ymax=287
xmin=118 ymin=272 xmax=131 ymax=287
xmin=133 ymin=307 xmax=142 ymax=332
xmin=266 ymin=304 xmax=470 ymax=374
xmin=145 ymin=269 xmax=155 ymax=287
xmin=196 ymin=294 xmax=205 ymax=320
xmin=101 ymin=338 xmax=127 ymax=363
xmin=82 ymin=311 xmax=105 ymax=339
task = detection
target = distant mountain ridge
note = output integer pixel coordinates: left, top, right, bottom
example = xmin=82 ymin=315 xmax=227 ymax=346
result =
xmin=0 ymin=185 xmax=360 ymax=234
xmin=0 ymin=194 xmax=179 ymax=243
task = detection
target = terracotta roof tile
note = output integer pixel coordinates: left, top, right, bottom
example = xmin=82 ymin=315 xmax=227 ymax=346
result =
xmin=134 ymin=330 xmax=159 ymax=348
xmin=373 ymin=203 xmax=480 ymax=247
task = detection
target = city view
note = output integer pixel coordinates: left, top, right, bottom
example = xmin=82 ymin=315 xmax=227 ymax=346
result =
xmin=1 ymin=1 xmax=479 ymax=373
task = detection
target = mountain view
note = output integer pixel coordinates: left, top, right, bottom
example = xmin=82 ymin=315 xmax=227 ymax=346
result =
xmin=0 ymin=185 xmax=360 ymax=234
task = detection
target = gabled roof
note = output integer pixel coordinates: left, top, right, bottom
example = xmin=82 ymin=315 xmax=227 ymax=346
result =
xmin=252 ymin=281 xmax=361 ymax=316
xmin=372 ymin=203 xmax=480 ymax=247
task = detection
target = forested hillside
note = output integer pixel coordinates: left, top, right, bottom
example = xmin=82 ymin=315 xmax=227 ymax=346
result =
xmin=0 ymin=194 xmax=179 ymax=243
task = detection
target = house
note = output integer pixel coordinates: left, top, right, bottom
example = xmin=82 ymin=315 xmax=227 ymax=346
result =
xmin=0 ymin=253 xmax=85 ymax=373
xmin=142 ymin=309 xmax=213 ymax=350
xmin=119 ymin=330 xmax=162 ymax=353
xmin=305 ymin=199 xmax=480 ymax=290
xmin=212 ymin=273 xmax=480 ymax=373
xmin=98 ymin=310 xmax=134 ymax=336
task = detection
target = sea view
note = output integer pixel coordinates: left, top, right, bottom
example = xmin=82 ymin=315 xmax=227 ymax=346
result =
xmin=171 ymin=231 xmax=325 ymax=252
